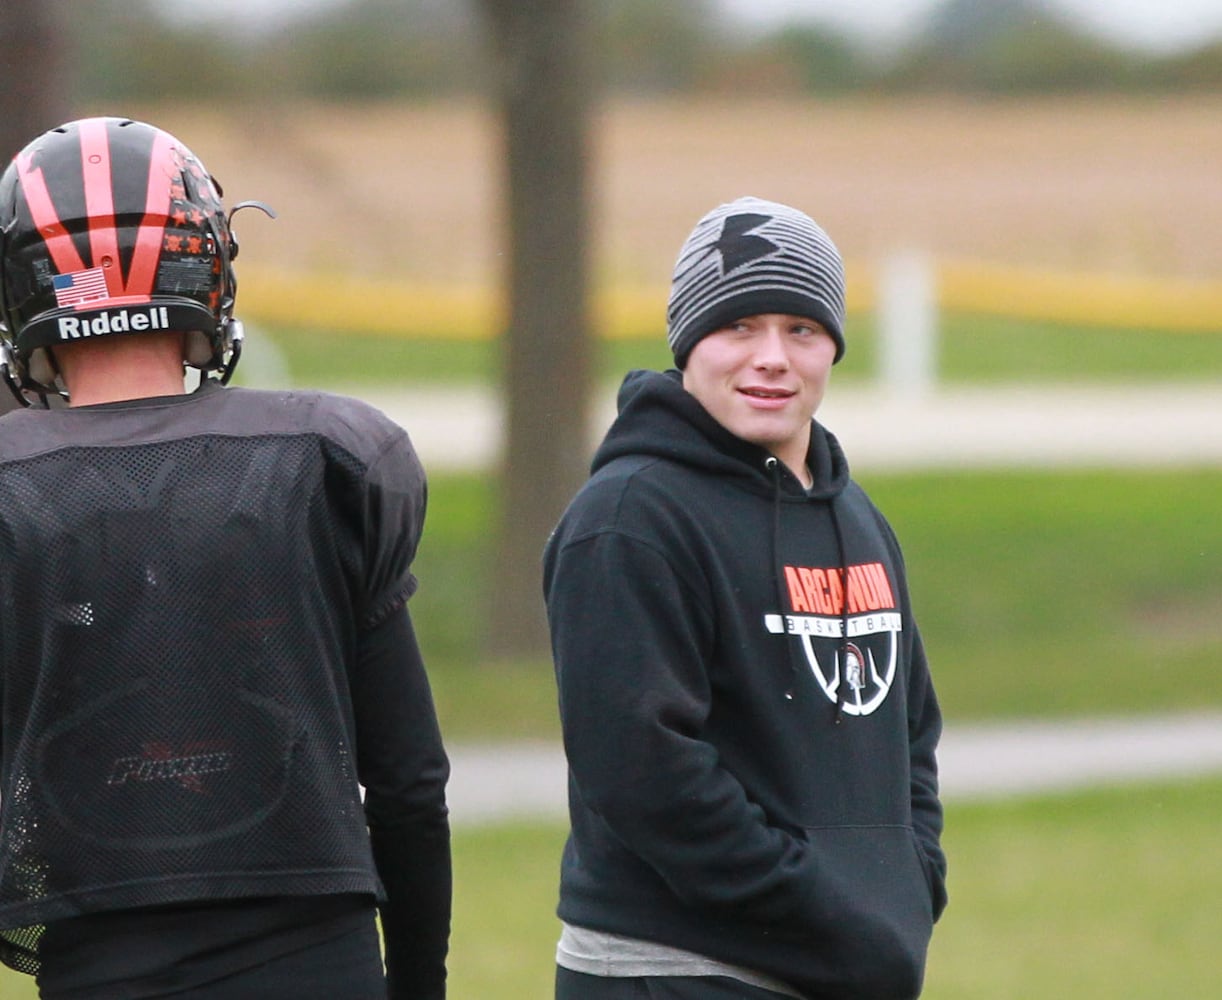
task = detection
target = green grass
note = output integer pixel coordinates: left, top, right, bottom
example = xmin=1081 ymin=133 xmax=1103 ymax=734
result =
xmin=81 ymin=451 xmax=1222 ymax=994
xmin=255 ymin=312 xmax=1222 ymax=389
xmin=932 ymin=312 xmax=1222 ymax=384
xmin=443 ymin=778 xmax=1222 ymax=999
xmin=861 ymin=468 xmax=1222 ymax=721
xmin=449 ymin=823 xmax=567 ymax=999
xmin=407 ymin=467 xmax=1222 ymax=741
xmin=6 ymin=316 xmax=1216 ymax=997
xmin=246 ymin=325 xmax=678 ymax=389
xmin=245 ymin=311 xmax=1222 ymax=740
xmin=4 ymin=463 xmax=1219 ymax=999
xmin=926 ymin=777 xmax=1222 ymax=999
xmin=234 ymin=312 xmax=1222 ymax=740
xmin=2 ymin=776 xmax=1216 ymax=998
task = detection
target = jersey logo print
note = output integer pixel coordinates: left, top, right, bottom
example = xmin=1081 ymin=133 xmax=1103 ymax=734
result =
xmin=107 ymin=743 xmax=234 ymax=793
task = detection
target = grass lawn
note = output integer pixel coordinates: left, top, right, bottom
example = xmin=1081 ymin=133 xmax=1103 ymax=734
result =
xmin=411 ymin=466 xmax=1222 ymax=741
xmin=4 ymin=425 xmax=1220 ymax=1000
xmin=246 ymin=312 xmax=1222 ymax=738
xmin=444 ymin=778 xmax=1222 ymax=999
xmin=862 ymin=467 xmax=1222 ymax=720
xmin=2 ymin=314 xmax=1217 ymax=997
xmin=925 ymin=777 xmax=1222 ymax=999
xmin=5 ymin=776 xmax=1215 ymax=999
xmin=254 ymin=310 xmax=1222 ymax=391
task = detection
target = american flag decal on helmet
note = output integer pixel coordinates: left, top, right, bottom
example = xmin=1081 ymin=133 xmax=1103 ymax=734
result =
xmin=52 ymin=267 xmax=110 ymax=308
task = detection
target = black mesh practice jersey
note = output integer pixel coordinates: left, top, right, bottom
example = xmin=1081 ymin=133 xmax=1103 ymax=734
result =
xmin=0 ymin=381 xmax=429 ymax=963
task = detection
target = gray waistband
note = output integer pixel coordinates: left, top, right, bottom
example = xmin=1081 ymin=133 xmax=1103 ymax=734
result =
xmin=557 ymin=923 xmax=806 ymax=999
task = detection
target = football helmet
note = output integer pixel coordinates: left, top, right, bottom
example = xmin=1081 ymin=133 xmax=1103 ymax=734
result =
xmin=0 ymin=117 xmax=266 ymax=406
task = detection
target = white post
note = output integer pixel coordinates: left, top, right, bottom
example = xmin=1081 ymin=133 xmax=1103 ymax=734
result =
xmin=878 ymin=250 xmax=937 ymax=398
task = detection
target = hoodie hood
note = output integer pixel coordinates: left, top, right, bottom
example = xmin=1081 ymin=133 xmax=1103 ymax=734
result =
xmin=592 ymin=369 xmax=850 ymax=500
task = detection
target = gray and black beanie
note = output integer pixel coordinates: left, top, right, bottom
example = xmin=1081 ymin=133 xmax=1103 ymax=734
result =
xmin=666 ymin=196 xmax=846 ymax=368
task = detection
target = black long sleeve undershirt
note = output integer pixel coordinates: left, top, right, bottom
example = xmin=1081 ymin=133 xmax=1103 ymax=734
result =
xmin=352 ymin=607 xmax=452 ymax=1000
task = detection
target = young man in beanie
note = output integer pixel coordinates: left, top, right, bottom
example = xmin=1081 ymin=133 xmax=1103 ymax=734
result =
xmin=544 ymin=196 xmax=947 ymax=999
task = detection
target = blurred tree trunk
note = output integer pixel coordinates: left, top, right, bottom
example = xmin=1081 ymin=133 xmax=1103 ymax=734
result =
xmin=0 ymin=0 xmax=71 ymax=161
xmin=477 ymin=0 xmax=595 ymax=660
xmin=0 ymin=0 xmax=71 ymax=415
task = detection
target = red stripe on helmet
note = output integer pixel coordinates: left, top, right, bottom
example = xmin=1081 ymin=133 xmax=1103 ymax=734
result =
xmin=124 ymin=128 xmax=176 ymax=297
xmin=78 ymin=118 xmax=121 ymax=297
xmin=14 ymin=151 xmax=88 ymax=276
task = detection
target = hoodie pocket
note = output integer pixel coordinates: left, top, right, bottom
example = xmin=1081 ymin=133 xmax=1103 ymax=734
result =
xmin=791 ymin=824 xmax=935 ymax=998
xmin=908 ymin=827 xmax=948 ymax=921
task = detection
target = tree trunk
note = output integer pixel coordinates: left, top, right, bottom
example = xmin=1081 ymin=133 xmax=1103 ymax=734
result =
xmin=0 ymin=0 xmax=71 ymax=161
xmin=0 ymin=0 xmax=72 ymax=414
xmin=478 ymin=0 xmax=595 ymax=660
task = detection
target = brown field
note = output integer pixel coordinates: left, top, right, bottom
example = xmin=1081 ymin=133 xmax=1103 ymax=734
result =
xmin=114 ymin=94 xmax=1222 ymax=288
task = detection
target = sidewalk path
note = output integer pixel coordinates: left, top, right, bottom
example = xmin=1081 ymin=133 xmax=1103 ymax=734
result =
xmin=353 ymin=381 xmax=1222 ymax=473
xmin=444 ymin=712 xmax=1222 ymax=827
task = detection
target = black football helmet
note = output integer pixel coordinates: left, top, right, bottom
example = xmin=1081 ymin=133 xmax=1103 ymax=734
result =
xmin=0 ymin=117 xmax=267 ymax=406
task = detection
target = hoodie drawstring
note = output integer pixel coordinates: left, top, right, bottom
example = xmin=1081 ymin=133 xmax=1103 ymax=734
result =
xmin=829 ymin=501 xmax=850 ymax=725
xmin=767 ymin=457 xmax=850 ymax=724
xmin=764 ymin=457 xmax=801 ymax=702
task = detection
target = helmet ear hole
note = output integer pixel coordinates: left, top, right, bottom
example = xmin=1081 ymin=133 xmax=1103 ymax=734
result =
xmin=28 ymin=347 xmax=57 ymax=388
xmin=184 ymin=330 xmax=216 ymax=369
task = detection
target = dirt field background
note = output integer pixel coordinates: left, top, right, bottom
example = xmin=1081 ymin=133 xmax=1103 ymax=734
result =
xmin=115 ymin=94 xmax=1222 ymax=288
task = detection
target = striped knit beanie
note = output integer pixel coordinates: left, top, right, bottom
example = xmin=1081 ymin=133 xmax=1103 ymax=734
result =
xmin=666 ymin=196 xmax=846 ymax=368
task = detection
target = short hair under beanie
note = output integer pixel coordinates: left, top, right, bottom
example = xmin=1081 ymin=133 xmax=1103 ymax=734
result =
xmin=666 ymin=196 xmax=846 ymax=368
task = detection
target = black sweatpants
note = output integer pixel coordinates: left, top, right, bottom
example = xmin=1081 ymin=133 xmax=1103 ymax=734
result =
xmin=156 ymin=921 xmax=387 ymax=1000
xmin=37 ymin=896 xmax=386 ymax=1000
xmin=555 ymin=966 xmax=800 ymax=1000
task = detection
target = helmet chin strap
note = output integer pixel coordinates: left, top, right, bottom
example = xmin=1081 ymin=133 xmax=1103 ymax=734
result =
xmin=217 ymin=319 xmax=244 ymax=386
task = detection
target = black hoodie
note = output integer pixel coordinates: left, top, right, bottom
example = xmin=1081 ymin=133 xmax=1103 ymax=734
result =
xmin=544 ymin=369 xmax=947 ymax=1000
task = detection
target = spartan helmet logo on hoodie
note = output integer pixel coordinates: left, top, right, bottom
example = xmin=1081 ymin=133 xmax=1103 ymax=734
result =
xmin=805 ymin=634 xmax=899 ymax=717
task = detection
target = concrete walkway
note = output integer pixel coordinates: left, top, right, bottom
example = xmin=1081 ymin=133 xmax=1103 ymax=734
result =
xmin=351 ymin=380 xmax=1222 ymax=473
xmin=445 ymin=712 xmax=1222 ymax=827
